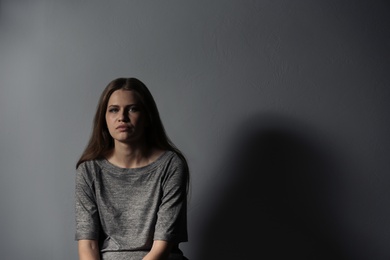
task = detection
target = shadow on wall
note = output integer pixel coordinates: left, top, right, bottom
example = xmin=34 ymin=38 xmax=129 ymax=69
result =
xmin=196 ymin=113 xmax=347 ymax=260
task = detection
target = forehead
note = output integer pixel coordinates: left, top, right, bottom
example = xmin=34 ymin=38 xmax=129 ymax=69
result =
xmin=107 ymin=89 xmax=138 ymax=105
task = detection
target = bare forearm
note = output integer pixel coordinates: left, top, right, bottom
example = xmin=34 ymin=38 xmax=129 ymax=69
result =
xmin=143 ymin=240 xmax=173 ymax=260
xmin=78 ymin=240 xmax=101 ymax=260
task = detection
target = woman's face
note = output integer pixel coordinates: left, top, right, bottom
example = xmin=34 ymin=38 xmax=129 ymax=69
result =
xmin=105 ymin=89 xmax=147 ymax=145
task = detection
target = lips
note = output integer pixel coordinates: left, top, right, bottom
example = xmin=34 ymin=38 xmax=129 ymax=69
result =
xmin=116 ymin=125 xmax=130 ymax=131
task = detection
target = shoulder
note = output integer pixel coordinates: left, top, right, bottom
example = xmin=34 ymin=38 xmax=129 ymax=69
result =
xmin=157 ymin=151 xmax=188 ymax=190
xmin=77 ymin=159 xmax=101 ymax=171
xmin=76 ymin=159 xmax=104 ymax=181
xmin=159 ymin=150 xmax=185 ymax=168
xmin=158 ymin=151 xmax=188 ymax=180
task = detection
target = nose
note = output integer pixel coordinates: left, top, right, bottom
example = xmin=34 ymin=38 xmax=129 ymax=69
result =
xmin=118 ymin=110 xmax=129 ymax=122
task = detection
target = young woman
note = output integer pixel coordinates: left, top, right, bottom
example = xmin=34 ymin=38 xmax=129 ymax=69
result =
xmin=75 ymin=78 xmax=189 ymax=260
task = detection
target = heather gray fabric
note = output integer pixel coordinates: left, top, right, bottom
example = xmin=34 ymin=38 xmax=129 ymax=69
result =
xmin=75 ymin=151 xmax=188 ymax=259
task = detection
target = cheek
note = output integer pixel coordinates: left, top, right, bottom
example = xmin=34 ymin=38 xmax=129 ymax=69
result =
xmin=105 ymin=115 xmax=113 ymax=128
xmin=134 ymin=115 xmax=145 ymax=125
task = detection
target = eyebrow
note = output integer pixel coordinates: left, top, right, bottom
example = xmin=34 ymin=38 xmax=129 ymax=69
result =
xmin=107 ymin=104 xmax=138 ymax=108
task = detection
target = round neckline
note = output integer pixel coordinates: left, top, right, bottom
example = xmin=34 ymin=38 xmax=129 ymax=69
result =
xmin=101 ymin=150 xmax=170 ymax=174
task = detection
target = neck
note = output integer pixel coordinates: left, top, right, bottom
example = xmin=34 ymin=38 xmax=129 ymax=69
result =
xmin=107 ymin=141 xmax=151 ymax=168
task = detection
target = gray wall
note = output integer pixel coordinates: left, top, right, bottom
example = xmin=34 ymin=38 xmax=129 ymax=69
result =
xmin=1 ymin=1 xmax=389 ymax=259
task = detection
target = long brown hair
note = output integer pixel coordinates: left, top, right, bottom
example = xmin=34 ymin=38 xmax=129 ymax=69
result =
xmin=76 ymin=78 xmax=189 ymax=189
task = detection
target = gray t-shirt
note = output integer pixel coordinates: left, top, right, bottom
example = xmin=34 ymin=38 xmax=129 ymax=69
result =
xmin=75 ymin=151 xmax=188 ymax=259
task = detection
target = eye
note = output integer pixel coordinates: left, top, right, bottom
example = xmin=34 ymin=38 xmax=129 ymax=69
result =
xmin=108 ymin=107 xmax=119 ymax=113
xmin=128 ymin=106 xmax=139 ymax=113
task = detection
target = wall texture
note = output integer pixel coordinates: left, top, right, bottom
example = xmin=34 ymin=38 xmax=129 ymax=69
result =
xmin=0 ymin=1 xmax=389 ymax=259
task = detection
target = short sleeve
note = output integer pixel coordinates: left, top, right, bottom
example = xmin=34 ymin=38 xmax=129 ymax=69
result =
xmin=75 ymin=162 xmax=101 ymax=240
xmin=154 ymin=156 xmax=188 ymax=243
